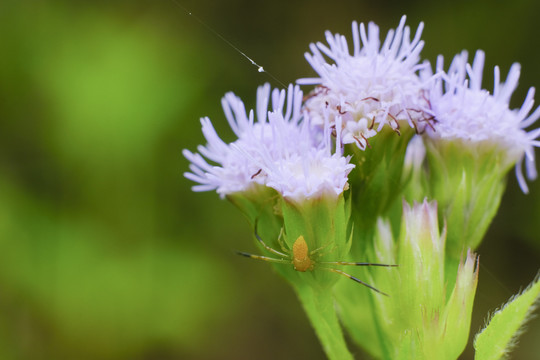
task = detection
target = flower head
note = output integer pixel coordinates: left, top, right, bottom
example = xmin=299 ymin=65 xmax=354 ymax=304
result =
xmin=183 ymin=84 xmax=295 ymax=196
xmin=183 ymin=84 xmax=354 ymax=201
xmin=424 ymin=50 xmax=540 ymax=192
xmin=298 ymin=15 xmax=431 ymax=150
xmin=257 ymin=114 xmax=355 ymax=200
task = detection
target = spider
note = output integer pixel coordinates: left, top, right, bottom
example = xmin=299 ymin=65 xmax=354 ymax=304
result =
xmin=237 ymin=227 xmax=397 ymax=296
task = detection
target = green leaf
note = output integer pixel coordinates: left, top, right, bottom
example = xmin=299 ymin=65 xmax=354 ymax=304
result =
xmin=474 ymin=273 xmax=540 ymax=360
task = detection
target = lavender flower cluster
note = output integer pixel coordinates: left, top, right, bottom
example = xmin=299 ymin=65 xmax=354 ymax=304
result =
xmin=184 ymin=15 xmax=540 ymax=199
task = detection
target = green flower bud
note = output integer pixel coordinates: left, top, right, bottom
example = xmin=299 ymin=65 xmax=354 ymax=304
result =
xmin=335 ymin=200 xmax=479 ymax=360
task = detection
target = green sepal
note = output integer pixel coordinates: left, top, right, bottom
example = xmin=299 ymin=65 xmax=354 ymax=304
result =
xmin=394 ymin=331 xmax=419 ymax=360
xmin=226 ymin=185 xmax=284 ymax=247
xmin=226 ymin=185 xmax=282 ymax=223
xmin=281 ymin=193 xmax=352 ymax=262
xmin=474 ymin=272 xmax=540 ymax=360
xmin=424 ymin=139 xmax=509 ymax=260
xmin=347 ymin=127 xmax=415 ymax=245
xmin=439 ymin=250 xmax=479 ymax=360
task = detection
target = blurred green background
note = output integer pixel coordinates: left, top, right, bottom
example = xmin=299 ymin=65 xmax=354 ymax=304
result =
xmin=0 ymin=0 xmax=538 ymax=359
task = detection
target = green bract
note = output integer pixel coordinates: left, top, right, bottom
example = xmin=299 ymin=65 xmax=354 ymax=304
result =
xmin=423 ymin=139 xmax=509 ymax=259
xmin=336 ymin=200 xmax=479 ymax=360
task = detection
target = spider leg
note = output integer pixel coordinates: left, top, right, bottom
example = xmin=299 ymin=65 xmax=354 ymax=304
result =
xmin=276 ymin=228 xmax=290 ymax=254
xmin=319 ymin=261 xmax=398 ymax=267
xmin=309 ymin=241 xmax=335 ymax=257
xmin=320 ymin=268 xmax=389 ymax=296
xmin=254 ymin=223 xmax=289 ymax=257
xmin=236 ymin=251 xmax=291 ymax=265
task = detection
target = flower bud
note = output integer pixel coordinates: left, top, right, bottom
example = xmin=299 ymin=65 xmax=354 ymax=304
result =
xmin=335 ymin=200 xmax=479 ymax=359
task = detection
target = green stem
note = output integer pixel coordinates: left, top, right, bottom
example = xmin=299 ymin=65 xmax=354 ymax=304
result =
xmin=296 ymin=283 xmax=354 ymax=360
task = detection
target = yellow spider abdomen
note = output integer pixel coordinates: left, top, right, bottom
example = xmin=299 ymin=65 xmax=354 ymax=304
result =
xmin=292 ymin=236 xmax=313 ymax=272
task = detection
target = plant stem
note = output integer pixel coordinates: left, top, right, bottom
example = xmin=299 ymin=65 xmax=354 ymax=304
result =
xmin=296 ymin=283 xmax=354 ymax=360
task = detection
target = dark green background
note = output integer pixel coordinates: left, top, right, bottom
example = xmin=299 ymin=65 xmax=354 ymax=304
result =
xmin=0 ymin=1 xmax=538 ymax=359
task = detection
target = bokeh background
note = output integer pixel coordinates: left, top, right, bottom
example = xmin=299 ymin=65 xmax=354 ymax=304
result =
xmin=0 ymin=0 xmax=539 ymax=359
